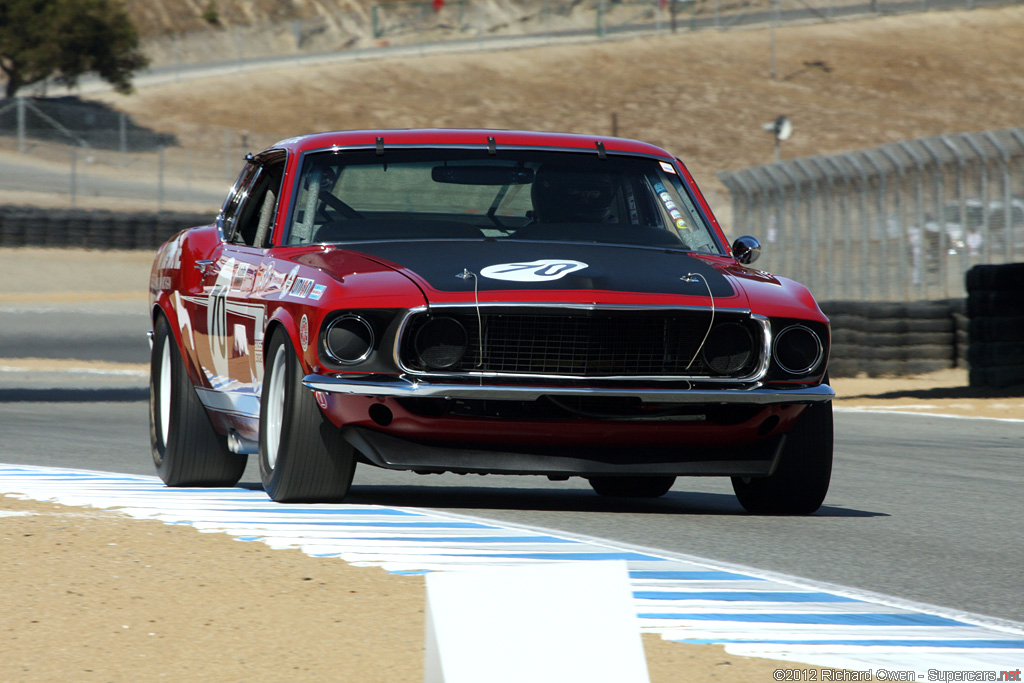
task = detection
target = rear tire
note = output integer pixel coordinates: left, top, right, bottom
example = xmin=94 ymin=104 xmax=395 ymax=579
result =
xmin=731 ymin=401 xmax=833 ymax=514
xmin=259 ymin=329 xmax=356 ymax=503
xmin=587 ymin=475 xmax=676 ymax=498
xmin=149 ymin=315 xmax=246 ymax=487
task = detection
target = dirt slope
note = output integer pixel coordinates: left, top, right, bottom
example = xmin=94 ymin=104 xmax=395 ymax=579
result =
xmin=97 ymin=5 xmax=1024 ymax=214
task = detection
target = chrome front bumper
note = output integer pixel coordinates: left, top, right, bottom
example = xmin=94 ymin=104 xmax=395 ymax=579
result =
xmin=302 ymin=374 xmax=834 ymax=405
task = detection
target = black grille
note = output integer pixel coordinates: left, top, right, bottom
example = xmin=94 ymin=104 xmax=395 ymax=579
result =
xmin=400 ymin=308 xmax=761 ymax=377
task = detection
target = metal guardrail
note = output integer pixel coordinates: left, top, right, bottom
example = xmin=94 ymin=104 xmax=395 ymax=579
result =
xmin=718 ymin=128 xmax=1024 ymax=302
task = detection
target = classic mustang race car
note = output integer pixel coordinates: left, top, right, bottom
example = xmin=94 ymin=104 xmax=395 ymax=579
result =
xmin=149 ymin=129 xmax=833 ymax=513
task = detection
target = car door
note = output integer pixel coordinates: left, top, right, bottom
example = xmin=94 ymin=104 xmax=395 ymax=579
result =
xmin=193 ymin=151 xmax=285 ymax=423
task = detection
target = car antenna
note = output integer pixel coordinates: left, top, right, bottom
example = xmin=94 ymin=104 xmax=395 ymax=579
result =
xmin=595 ymin=141 xmax=607 ymax=160
xmin=456 ymin=269 xmax=484 ymax=367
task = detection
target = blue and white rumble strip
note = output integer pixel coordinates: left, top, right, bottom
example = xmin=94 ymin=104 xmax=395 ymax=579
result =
xmin=2 ymin=464 xmax=1022 ymax=676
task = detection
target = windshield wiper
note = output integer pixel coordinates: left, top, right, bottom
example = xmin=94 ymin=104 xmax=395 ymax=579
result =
xmin=486 ymin=184 xmax=511 ymax=230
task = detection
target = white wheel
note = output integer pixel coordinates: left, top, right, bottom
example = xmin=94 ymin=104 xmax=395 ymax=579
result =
xmin=158 ymin=338 xmax=172 ymax=446
xmin=258 ymin=328 xmax=356 ymax=503
xmin=149 ymin=315 xmax=247 ymax=487
xmin=263 ymin=343 xmax=288 ymax=471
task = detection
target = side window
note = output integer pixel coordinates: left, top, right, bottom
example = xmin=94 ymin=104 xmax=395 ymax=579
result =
xmin=219 ymin=163 xmax=260 ymax=241
xmin=222 ymin=153 xmax=285 ymax=247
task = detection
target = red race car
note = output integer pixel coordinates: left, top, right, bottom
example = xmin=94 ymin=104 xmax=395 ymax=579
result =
xmin=149 ymin=129 xmax=833 ymax=513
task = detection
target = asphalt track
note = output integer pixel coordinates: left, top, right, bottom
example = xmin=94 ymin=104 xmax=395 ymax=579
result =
xmin=1 ymin=307 xmax=1022 ymax=627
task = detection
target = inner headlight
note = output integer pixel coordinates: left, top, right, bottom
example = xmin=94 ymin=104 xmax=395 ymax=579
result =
xmin=701 ymin=322 xmax=754 ymax=375
xmin=414 ymin=317 xmax=468 ymax=370
xmin=773 ymin=324 xmax=824 ymax=375
xmin=324 ymin=314 xmax=374 ymax=365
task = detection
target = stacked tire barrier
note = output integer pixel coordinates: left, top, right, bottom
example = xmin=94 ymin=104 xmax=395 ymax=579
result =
xmin=966 ymin=263 xmax=1024 ymax=389
xmin=821 ymin=300 xmax=968 ymax=378
xmin=0 ymin=205 xmax=212 ymax=251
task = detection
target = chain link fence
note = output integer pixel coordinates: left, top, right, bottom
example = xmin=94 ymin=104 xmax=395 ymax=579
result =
xmin=718 ymin=128 xmax=1024 ymax=302
xmin=0 ymin=97 xmax=281 ymax=214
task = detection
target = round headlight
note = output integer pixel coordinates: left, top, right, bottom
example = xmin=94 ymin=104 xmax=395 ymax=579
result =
xmin=773 ymin=325 xmax=824 ymax=375
xmin=324 ymin=314 xmax=374 ymax=365
xmin=414 ymin=317 xmax=468 ymax=370
xmin=701 ymin=322 xmax=754 ymax=375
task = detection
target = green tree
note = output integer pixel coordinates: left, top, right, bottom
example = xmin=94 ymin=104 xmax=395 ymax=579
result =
xmin=0 ymin=0 xmax=148 ymax=98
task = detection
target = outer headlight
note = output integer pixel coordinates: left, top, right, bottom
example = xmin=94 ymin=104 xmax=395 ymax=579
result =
xmin=773 ymin=324 xmax=825 ymax=375
xmin=701 ymin=322 xmax=754 ymax=375
xmin=414 ymin=317 xmax=468 ymax=370
xmin=324 ymin=314 xmax=375 ymax=365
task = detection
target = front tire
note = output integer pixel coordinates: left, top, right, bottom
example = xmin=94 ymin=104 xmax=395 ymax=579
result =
xmin=149 ymin=315 xmax=246 ymax=487
xmin=731 ymin=400 xmax=833 ymax=514
xmin=259 ymin=329 xmax=356 ymax=503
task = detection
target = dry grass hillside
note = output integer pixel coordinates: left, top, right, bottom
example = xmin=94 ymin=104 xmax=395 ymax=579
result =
xmin=122 ymin=0 xmax=576 ymax=62
xmin=97 ymin=5 xmax=1024 ymax=212
xmin=122 ymin=0 xmax=391 ymax=35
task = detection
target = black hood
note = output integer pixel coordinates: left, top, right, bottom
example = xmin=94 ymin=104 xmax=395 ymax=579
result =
xmin=347 ymin=240 xmax=736 ymax=299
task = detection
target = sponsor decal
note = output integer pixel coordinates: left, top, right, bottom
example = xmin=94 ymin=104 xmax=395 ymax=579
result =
xmin=290 ymin=277 xmax=315 ymax=299
xmin=660 ymin=161 xmax=677 ymax=174
xmin=268 ymin=270 xmax=286 ymax=294
xmin=241 ymin=265 xmax=255 ymax=294
xmin=254 ymin=264 xmax=275 ymax=296
xmin=230 ymin=263 xmax=246 ymax=291
xmin=654 ymin=182 xmax=689 ymax=230
xmin=299 ymin=315 xmax=309 ymax=352
xmin=480 ymin=259 xmax=588 ymax=282
xmin=310 ymin=284 xmax=327 ymax=301
xmin=280 ymin=266 xmax=300 ymax=300
xmin=156 ymin=234 xmax=183 ymax=272
xmin=150 ymin=275 xmax=172 ymax=292
xmin=314 ymin=391 xmax=329 ymax=410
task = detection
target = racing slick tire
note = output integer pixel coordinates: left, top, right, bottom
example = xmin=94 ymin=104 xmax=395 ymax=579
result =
xmin=259 ymin=329 xmax=356 ymax=503
xmin=587 ymin=475 xmax=676 ymax=498
xmin=150 ymin=315 xmax=247 ymax=487
xmin=730 ymin=400 xmax=833 ymax=515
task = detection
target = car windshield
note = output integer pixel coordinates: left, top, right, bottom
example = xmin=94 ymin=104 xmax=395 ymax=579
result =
xmin=286 ymin=148 xmax=722 ymax=253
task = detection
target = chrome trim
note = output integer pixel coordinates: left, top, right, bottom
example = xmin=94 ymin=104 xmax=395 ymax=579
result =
xmin=194 ymin=387 xmax=261 ymax=419
xmin=302 ymin=373 xmax=834 ymax=404
xmin=731 ymin=235 xmax=762 ymax=265
xmin=772 ymin=324 xmax=825 ymax=375
xmin=393 ymin=305 xmax=770 ymax=383
xmin=323 ymin=314 xmax=375 ymax=365
xmin=227 ymin=430 xmax=259 ymax=455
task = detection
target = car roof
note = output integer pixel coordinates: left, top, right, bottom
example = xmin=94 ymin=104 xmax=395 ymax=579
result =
xmin=270 ymin=129 xmax=675 ymax=159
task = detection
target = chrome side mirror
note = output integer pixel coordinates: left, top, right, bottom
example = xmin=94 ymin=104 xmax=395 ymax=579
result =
xmin=731 ymin=235 xmax=762 ymax=265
